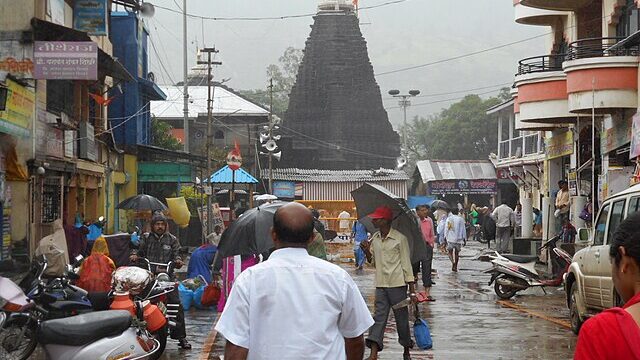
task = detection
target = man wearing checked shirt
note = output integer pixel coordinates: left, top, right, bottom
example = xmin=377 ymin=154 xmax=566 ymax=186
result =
xmin=360 ymin=206 xmax=416 ymax=360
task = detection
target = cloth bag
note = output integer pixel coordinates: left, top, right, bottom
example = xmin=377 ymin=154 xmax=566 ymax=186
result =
xmin=201 ymin=283 xmax=221 ymax=307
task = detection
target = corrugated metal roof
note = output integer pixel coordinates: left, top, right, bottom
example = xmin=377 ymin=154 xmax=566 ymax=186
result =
xmin=414 ymin=160 xmax=496 ymax=184
xmin=151 ymin=86 xmax=269 ymax=118
xmin=262 ymin=168 xmax=409 ymax=182
xmin=209 ymin=166 xmax=258 ymax=184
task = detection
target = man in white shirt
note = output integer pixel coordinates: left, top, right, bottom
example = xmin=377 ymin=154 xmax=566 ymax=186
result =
xmin=444 ymin=208 xmax=466 ymax=272
xmin=339 ymin=210 xmax=352 ymax=232
xmin=215 ymin=202 xmax=373 ymax=360
xmin=492 ymin=200 xmax=516 ymax=253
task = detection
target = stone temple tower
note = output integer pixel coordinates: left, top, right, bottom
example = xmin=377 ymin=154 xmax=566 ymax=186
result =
xmin=279 ymin=0 xmax=400 ymax=170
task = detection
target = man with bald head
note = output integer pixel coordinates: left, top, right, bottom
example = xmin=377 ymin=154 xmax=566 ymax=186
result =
xmin=215 ymin=202 xmax=374 ymax=360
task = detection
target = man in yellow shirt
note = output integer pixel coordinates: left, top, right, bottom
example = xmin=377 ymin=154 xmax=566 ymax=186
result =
xmin=555 ymin=180 xmax=571 ymax=233
xmin=361 ymin=206 xmax=416 ymax=360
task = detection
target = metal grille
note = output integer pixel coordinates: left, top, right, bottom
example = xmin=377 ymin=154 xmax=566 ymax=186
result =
xmin=41 ymin=177 xmax=62 ymax=223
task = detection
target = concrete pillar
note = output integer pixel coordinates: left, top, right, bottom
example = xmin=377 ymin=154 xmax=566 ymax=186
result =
xmin=572 ymin=195 xmax=587 ymax=229
xmin=521 ymin=196 xmax=533 ymax=238
xmin=542 ymin=197 xmax=555 ymax=240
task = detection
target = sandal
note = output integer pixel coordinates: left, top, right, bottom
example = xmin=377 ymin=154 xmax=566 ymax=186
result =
xmin=426 ymin=296 xmax=436 ymax=302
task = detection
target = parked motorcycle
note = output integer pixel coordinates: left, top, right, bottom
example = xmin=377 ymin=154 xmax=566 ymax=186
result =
xmin=484 ymin=236 xmax=572 ymax=299
xmin=0 ymin=275 xmax=160 ymax=360
xmin=111 ymin=258 xmax=177 ymax=357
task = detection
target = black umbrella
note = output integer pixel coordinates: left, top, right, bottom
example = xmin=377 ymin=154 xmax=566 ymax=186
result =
xmin=116 ymin=194 xmax=167 ymax=211
xmin=351 ymin=183 xmax=428 ymax=263
xmin=215 ymin=201 xmax=287 ymax=258
xmin=430 ymin=199 xmax=450 ymax=211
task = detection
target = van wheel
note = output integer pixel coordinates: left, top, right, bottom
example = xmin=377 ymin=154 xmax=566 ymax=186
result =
xmin=569 ymin=282 xmax=584 ymax=335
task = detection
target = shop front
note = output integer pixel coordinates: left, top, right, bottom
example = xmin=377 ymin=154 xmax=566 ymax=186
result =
xmin=0 ymin=77 xmax=32 ymax=262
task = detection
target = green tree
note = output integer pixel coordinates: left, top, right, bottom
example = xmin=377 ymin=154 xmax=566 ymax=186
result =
xmin=239 ymin=47 xmax=303 ymax=118
xmin=150 ymin=117 xmax=183 ymax=151
xmin=405 ymin=94 xmax=502 ymax=161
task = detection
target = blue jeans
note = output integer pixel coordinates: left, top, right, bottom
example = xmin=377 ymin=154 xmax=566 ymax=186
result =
xmin=354 ymin=243 xmax=366 ymax=268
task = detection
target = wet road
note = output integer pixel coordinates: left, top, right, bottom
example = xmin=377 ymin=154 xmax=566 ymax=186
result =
xmin=170 ymin=242 xmax=577 ymax=359
xmin=24 ymin=242 xmax=577 ymax=359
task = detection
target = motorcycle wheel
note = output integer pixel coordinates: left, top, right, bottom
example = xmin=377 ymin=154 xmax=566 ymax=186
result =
xmin=150 ymin=325 xmax=168 ymax=360
xmin=569 ymin=282 xmax=584 ymax=335
xmin=0 ymin=317 xmax=38 ymax=360
xmin=494 ymin=277 xmax=519 ymax=299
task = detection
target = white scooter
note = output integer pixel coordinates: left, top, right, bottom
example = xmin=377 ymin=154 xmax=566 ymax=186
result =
xmin=484 ymin=236 xmax=573 ymax=299
xmin=0 ymin=276 xmax=160 ymax=360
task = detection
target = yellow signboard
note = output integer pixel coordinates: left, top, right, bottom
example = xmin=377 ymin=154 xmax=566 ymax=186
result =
xmin=546 ymin=130 xmax=573 ymax=160
xmin=0 ymin=79 xmax=34 ymax=137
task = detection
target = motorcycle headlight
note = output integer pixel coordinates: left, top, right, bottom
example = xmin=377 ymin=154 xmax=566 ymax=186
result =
xmin=156 ymin=273 xmax=170 ymax=283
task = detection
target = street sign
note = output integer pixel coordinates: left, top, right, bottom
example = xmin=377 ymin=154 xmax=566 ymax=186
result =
xmin=203 ymin=185 xmax=212 ymax=195
xmin=226 ymin=141 xmax=242 ymax=171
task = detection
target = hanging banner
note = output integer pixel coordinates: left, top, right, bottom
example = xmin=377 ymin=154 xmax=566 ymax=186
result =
xmin=630 ymin=112 xmax=640 ymax=159
xmin=0 ymin=79 xmax=34 ymax=137
xmin=603 ymin=115 xmax=632 ymax=153
xmin=428 ymin=179 xmax=497 ymax=195
xmin=33 ymin=41 xmax=98 ymax=80
xmin=273 ymin=181 xmax=295 ymax=198
xmin=74 ymin=0 xmax=108 ymax=35
xmin=546 ymin=130 xmax=574 ymax=160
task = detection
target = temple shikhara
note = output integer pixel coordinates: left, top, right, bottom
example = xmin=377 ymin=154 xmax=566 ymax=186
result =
xmin=280 ymin=0 xmax=400 ymax=170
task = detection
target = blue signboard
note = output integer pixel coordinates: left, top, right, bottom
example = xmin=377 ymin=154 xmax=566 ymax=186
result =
xmin=74 ymin=0 xmax=108 ymax=36
xmin=273 ymin=181 xmax=296 ymax=199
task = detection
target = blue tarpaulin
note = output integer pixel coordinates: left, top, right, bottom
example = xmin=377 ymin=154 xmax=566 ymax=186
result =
xmin=208 ymin=165 xmax=258 ymax=184
xmin=407 ymin=196 xmax=437 ymax=210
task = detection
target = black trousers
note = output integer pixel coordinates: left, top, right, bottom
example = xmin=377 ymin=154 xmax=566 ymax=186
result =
xmin=166 ymin=287 xmax=187 ymax=339
xmin=412 ymin=245 xmax=433 ymax=287
xmin=366 ymin=286 xmax=413 ymax=351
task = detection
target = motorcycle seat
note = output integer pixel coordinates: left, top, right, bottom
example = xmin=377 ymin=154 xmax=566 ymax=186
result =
xmin=37 ymin=310 xmax=132 ymax=346
xmin=502 ymin=254 xmax=539 ymax=264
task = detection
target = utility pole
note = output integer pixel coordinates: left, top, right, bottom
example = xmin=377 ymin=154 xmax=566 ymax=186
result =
xmin=268 ymin=78 xmax=274 ymax=194
xmin=198 ymin=47 xmax=221 ymax=235
xmin=182 ymin=0 xmax=189 ymax=153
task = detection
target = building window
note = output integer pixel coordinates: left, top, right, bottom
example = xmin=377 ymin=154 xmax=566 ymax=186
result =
xmin=617 ymin=0 xmax=639 ymax=38
xmin=41 ymin=177 xmax=62 ymax=223
xmin=214 ymin=130 xmax=225 ymax=139
xmin=46 ymin=80 xmax=74 ymax=117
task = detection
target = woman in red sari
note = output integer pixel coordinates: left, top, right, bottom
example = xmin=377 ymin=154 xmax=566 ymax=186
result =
xmin=574 ymin=212 xmax=640 ymax=359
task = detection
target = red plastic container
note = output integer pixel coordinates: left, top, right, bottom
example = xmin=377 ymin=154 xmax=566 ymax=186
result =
xmin=142 ymin=300 xmax=167 ymax=332
xmin=110 ymin=292 xmax=136 ymax=315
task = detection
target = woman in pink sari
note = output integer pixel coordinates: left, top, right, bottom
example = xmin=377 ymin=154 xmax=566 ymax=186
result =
xmin=574 ymin=212 xmax=640 ymax=360
xmin=217 ymin=254 xmax=258 ymax=312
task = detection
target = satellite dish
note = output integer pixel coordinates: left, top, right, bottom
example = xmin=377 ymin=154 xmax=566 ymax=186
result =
xmin=140 ymin=2 xmax=155 ymax=17
xmin=263 ymin=140 xmax=278 ymax=152
xmin=272 ymin=151 xmax=282 ymax=161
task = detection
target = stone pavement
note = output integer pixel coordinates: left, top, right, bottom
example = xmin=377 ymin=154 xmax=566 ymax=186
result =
xmin=192 ymin=242 xmax=577 ymax=359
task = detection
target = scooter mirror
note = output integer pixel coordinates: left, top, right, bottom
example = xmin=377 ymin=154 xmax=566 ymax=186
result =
xmin=577 ymin=228 xmax=591 ymax=243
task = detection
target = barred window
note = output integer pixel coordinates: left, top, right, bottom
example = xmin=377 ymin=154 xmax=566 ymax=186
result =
xmin=41 ymin=178 xmax=62 ymax=223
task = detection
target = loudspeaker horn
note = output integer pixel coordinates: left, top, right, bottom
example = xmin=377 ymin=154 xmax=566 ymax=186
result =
xmin=396 ymin=156 xmax=407 ymax=169
xmin=263 ymin=140 xmax=278 ymax=152
xmin=259 ymin=133 xmax=270 ymax=143
xmin=272 ymin=134 xmax=281 ymax=141
xmin=272 ymin=151 xmax=282 ymax=161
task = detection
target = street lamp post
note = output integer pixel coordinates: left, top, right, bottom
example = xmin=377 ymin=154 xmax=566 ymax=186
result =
xmin=388 ymin=89 xmax=420 ymax=165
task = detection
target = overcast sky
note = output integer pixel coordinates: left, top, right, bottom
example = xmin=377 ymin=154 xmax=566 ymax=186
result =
xmin=143 ymin=0 xmax=548 ymax=126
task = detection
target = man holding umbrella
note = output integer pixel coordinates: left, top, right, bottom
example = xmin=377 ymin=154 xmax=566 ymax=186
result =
xmin=361 ymin=205 xmax=416 ymax=360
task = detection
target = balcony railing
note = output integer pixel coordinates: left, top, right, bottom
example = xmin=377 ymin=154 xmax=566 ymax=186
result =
xmin=524 ymin=133 xmax=540 ymax=155
xmin=510 ymin=137 xmax=523 ymax=157
xmin=566 ymin=37 xmax=640 ymax=60
xmin=499 ymin=141 xmax=510 ymax=160
xmin=517 ymin=54 xmax=565 ymax=75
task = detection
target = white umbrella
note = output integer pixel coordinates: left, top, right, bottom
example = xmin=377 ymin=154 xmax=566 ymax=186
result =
xmin=256 ymin=194 xmax=278 ymax=201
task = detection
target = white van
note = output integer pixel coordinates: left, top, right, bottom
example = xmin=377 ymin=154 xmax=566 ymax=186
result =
xmin=563 ymin=183 xmax=640 ymax=334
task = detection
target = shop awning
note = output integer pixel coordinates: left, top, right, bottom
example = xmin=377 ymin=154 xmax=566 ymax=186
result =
xmin=139 ymin=77 xmax=166 ymax=101
xmin=31 ymin=18 xmax=134 ymax=82
xmin=208 ymin=165 xmax=258 ymax=184
xmin=138 ymin=162 xmax=193 ymax=183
